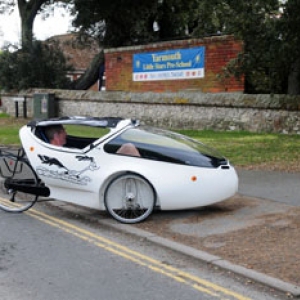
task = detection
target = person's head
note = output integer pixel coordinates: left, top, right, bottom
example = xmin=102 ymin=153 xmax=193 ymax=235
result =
xmin=45 ymin=125 xmax=66 ymax=146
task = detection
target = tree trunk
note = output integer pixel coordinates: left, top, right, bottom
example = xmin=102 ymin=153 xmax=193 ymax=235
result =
xmin=16 ymin=0 xmax=103 ymax=91
xmin=69 ymin=50 xmax=104 ymax=90
xmin=288 ymin=58 xmax=300 ymax=95
xmin=18 ymin=0 xmax=44 ymax=48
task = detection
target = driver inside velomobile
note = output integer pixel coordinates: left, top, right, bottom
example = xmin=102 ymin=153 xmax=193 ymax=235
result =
xmin=42 ymin=124 xmax=141 ymax=157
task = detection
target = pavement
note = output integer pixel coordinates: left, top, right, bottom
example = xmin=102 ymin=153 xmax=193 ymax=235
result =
xmin=238 ymin=169 xmax=300 ymax=207
xmin=53 ymin=169 xmax=300 ymax=297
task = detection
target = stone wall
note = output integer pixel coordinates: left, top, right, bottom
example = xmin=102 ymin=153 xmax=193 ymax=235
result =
xmin=2 ymin=89 xmax=300 ymax=134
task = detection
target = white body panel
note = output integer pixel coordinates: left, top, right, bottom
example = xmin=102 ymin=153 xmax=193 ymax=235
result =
xmin=20 ymin=124 xmax=238 ymax=211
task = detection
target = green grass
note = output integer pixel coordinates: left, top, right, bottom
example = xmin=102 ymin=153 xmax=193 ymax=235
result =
xmin=0 ymin=117 xmax=299 ymax=172
xmin=64 ymin=125 xmax=110 ymax=138
xmin=0 ymin=112 xmax=10 ymax=118
xmin=177 ymin=129 xmax=300 ymax=171
xmin=0 ymin=117 xmax=27 ymax=145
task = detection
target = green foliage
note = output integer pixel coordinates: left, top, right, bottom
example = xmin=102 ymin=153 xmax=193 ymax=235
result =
xmin=72 ymin=0 xmax=296 ymax=93
xmin=205 ymin=0 xmax=300 ymax=94
xmin=73 ymin=1 xmax=153 ymax=46
xmin=3 ymin=0 xmax=300 ymax=94
xmin=0 ymin=40 xmax=73 ymax=91
xmin=73 ymin=0 xmax=200 ymax=47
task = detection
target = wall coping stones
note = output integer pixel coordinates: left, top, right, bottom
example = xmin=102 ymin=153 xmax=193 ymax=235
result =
xmin=3 ymin=89 xmax=300 ymax=111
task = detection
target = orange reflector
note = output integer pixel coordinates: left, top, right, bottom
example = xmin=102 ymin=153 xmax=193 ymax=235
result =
xmin=191 ymin=176 xmax=197 ymax=182
xmin=30 ymin=146 xmax=34 ymax=152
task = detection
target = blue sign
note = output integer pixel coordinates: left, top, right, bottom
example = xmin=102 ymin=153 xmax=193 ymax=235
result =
xmin=133 ymin=47 xmax=205 ymax=81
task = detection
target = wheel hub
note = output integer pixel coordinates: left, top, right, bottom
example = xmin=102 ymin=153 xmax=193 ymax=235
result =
xmin=125 ymin=193 xmax=137 ymax=208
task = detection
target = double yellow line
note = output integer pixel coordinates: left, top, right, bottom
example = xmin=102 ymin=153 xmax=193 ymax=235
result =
xmin=0 ymin=199 xmax=252 ymax=300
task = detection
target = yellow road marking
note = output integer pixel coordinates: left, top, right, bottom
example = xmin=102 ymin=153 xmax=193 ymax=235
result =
xmin=0 ymin=198 xmax=252 ymax=300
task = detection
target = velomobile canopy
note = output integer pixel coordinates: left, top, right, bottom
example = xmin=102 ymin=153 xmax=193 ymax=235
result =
xmin=27 ymin=116 xmax=137 ymax=129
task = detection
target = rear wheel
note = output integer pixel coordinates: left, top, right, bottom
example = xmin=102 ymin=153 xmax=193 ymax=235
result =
xmin=0 ymin=158 xmax=39 ymax=213
xmin=104 ymin=173 xmax=156 ymax=224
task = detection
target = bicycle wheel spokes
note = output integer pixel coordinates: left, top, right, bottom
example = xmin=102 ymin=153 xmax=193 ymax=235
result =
xmin=104 ymin=173 xmax=156 ymax=224
xmin=0 ymin=160 xmax=39 ymax=213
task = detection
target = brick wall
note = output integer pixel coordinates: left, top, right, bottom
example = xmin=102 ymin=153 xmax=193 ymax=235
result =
xmin=104 ymin=35 xmax=243 ymax=93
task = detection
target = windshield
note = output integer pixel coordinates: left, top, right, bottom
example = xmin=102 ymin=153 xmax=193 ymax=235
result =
xmin=104 ymin=126 xmax=227 ymax=168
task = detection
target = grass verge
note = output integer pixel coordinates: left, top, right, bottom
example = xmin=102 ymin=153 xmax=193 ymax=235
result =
xmin=0 ymin=117 xmax=299 ymax=172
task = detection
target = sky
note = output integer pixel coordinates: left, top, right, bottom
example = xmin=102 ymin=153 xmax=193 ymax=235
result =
xmin=0 ymin=6 xmax=73 ymax=48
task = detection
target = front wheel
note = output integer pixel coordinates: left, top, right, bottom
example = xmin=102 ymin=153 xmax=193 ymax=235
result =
xmin=104 ymin=173 xmax=156 ymax=224
xmin=0 ymin=159 xmax=39 ymax=213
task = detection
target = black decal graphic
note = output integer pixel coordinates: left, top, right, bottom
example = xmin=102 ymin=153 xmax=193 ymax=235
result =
xmin=38 ymin=155 xmax=68 ymax=170
xmin=36 ymin=155 xmax=100 ymax=185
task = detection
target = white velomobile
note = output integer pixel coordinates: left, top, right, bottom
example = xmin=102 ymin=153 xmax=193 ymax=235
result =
xmin=0 ymin=116 xmax=238 ymax=223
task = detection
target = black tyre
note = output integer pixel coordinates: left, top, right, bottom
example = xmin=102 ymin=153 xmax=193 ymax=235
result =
xmin=0 ymin=158 xmax=39 ymax=213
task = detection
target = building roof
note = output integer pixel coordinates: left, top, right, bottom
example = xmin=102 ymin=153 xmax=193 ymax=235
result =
xmin=46 ymin=33 xmax=102 ymax=72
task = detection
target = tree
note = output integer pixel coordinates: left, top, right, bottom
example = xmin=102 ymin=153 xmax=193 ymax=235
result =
xmin=217 ymin=0 xmax=283 ymax=93
xmin=278 ymin=0 xmax=300 ymax=94
xmin=72 ymin=0 xmax=288 ymax=93
xmin=0 ymin=0 xmax=73 ymax=48
xmin=2 ymin=0 xmax=300 ymax=94
xmin=0 ymin=0 xmax=102 ymax=91
xmin=72 ymin=0 xmax=201 ymax=47
xmin=0 ymin=40 xmax=73 ymax=91
xmin=190 ymin=0 xmax=300 ymax=94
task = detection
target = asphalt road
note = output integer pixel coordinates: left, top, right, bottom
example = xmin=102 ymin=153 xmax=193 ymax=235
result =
xmin=0 ymin=168 xmax=299 ymax=299
xmin=0 ymin=201 xmax=292 ymax=300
